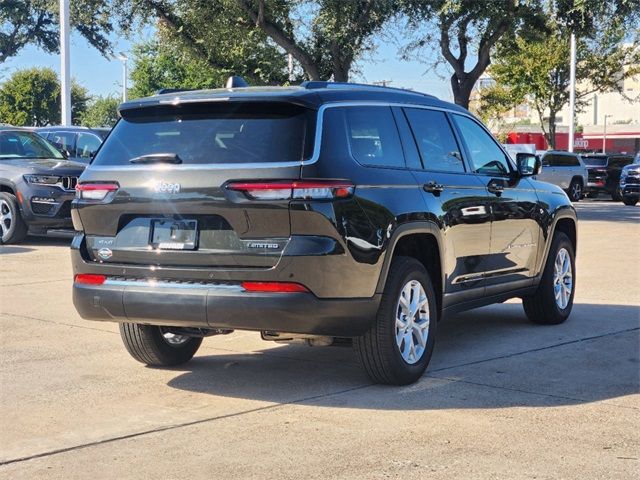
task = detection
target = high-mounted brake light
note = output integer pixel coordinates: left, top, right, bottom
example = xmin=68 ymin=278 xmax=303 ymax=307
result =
xmin=241 ymin=281 xmax=309 ymax=293
xmin=227 ymin=180 xmax=354 ymax=200
xmin=76 ymin=183 xmax=119 ymax=200
xmin=75 ymin=274 xmax=106 ymax=285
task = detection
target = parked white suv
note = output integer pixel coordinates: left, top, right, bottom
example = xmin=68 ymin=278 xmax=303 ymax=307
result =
xmin=536 ymin=151 xmax=588 ymax=202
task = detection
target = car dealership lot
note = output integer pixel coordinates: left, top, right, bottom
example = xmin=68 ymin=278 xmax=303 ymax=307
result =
xmin=1 ymin=200 xmax=638 ymax=479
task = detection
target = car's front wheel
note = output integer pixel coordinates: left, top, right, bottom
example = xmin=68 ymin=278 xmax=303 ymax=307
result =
xmin=0 ymin=192 xmax=28 ymax=244
xmin=522 ymin=232 xmax=575 ymax=325
xmin=622 ymin=197 xmax=638 ymax=206
xmin=567 ymin=179 xmax=583 ymax=202
xmin=119 ymin=323 xmax=202 ymax=366
xmin=354 ymin=256 xmax=438 ymax=385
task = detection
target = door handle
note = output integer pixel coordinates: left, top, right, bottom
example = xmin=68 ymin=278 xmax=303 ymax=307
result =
xmin=487 ymin=183 xmax=504 ymax=196
xmin=423 ymin=182 xmax=445 ymax=195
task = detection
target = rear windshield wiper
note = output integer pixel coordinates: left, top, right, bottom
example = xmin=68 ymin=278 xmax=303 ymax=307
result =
xmin=129 ymin=153 xmax=182 ymax=164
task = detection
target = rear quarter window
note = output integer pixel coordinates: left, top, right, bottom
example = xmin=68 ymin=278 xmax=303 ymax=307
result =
xmin=342 ymin=106 xmax=405 ymax=168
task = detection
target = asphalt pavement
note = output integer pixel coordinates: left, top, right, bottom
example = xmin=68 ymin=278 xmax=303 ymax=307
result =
xmin=0 ymin=199 xmax=638 ymax=479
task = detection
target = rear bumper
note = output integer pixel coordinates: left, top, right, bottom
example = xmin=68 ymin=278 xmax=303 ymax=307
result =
xmin=73 ymin=278 xmax=380 ymax=337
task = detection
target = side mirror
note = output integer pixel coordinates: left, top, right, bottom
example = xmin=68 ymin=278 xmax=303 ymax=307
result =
xmin=516 ymin=153 xmax=541 ymax=177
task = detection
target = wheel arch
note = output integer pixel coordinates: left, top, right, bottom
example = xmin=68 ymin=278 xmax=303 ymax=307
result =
xmin=375 ymin=222 xmax=444 ymax=314
xmin=536 ymin=208 xmax=578 ymax=277
xmin=0 ymin=181 xmax=16 ymax=195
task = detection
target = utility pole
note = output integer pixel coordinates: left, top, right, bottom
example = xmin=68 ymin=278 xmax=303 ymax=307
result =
xmin=603 ymin=114 xmax=612 ymax=153
xmin=116 ymin=53 xmax=128 ymax=102
xmin=288 ymin=54 xmax=294 ymax=82
xmin=59 ymin=0 xmax=71 ymax=125
xmin=568 ymin=33 xmax=576 ymax=152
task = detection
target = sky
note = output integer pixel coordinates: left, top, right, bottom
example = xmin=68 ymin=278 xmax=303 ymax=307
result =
xmin=1 ymin=29 xmax=453 ymax=102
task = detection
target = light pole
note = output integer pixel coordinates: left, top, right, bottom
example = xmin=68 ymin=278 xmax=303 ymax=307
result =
xmin=603 ymin=114 xmax=612 ymax=154
xmin=59 ymin=0 xmax=71 ymax=125
xmin=568 ymin=33 xmax=576 ymax=152
xmin=116 ymin=53 xmax=128 ymax=102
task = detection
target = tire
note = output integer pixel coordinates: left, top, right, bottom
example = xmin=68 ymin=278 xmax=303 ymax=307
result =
xmin=612 ymin=187 xmax=623 ymax=202
xmin=567 ymin=179 xmax=582 ymax=202
xmin=119 ymin=323 xmax=202 ymax=366
xmin=522 ymin=232 xmax=575 ymax=325
xmin=623 ymin=197 xmax=638 ymax=206
xmin=0 ymin=192 xmax=28 ymax=245
xmin=354 ymin=256 xmax=438 ymax=385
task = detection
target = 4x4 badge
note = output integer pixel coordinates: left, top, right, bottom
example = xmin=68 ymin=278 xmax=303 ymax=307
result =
xmin=97 ymin=248 xmax=113 ymax=260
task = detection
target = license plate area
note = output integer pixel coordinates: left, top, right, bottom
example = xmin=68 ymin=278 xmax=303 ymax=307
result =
xmin=150 ymin=219 xmax=198 ymax=250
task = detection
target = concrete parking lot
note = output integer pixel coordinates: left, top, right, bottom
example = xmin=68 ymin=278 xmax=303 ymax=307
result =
xmin=1 ymin=200 xmax=638 ymax=479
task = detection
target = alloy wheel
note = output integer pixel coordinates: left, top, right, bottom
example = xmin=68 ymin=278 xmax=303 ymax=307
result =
xmin=0 ymin=199 xmax=12 ymax=239
xmin=395 ymin=280 xmax=430 ymax=364
xmin=571 ymin=183 xmax=582 ymax=201
xmin=553 ymin=247 xmax=573 ymax=310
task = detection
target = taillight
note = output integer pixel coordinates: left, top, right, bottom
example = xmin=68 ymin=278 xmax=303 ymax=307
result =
xmin=241 ymin=281 xmax=309 ymax=293
xmin=226 ymin=180 xmax=354 ymax=200
xmin=76 ymin=182 xmax=119 ymax=200
xmin=75 ymin=274 xmax=106 ymax=285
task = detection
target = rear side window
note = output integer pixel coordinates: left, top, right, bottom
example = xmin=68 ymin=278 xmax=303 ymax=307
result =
xmin=92 ymin=102 xmax=316 ymax=166
xmin=558 ymin=154 xmax=579 ymax=167
xmin=76 ymin=133 xmax=102 ymax=159
xmin=48 ymin=131 xmax=76 ymax=153
xmin=344 ymin=106 xmax=404 ymax=168
xmin=403 ymin=108 xmax=465 ymax=173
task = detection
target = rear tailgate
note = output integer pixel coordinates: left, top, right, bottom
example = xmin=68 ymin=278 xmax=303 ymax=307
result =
xmin=73 ymin=101 xmax=316 ymax=269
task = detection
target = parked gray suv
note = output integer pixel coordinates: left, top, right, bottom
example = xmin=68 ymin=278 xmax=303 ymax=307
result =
xmin=71 ymin=81 xmax=578 ymax=385
xmin=0 ymin=127 xmax=85 ymax=243
xmin=536 ymin=151 xmax=588 ymax=202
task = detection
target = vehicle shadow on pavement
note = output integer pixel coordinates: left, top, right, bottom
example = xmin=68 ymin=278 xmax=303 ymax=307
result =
xmin=166 ymin=302 xmax=639 ymax=410
xmin=0 ymin=245 xmax=35 ymax=254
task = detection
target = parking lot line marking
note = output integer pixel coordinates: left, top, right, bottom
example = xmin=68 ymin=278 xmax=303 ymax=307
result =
xmin=0 ymin=383 xmax=373 ymax=467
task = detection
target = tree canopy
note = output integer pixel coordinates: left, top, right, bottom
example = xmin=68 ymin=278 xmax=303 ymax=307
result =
xmin=115 ymin=0 xmax=399 ymax=83
xmin=79 ymin=95 xmax=120 ymax=127
xmin=480 ymin=2 xmax=640 ymax=148
xmin=0 ymin=67 xmax=89 ymax=126
xmin=0 ymin=0 xmax=114 ymax=63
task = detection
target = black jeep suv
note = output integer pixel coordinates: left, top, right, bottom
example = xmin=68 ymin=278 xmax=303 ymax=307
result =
xmin=1 ymin=127 xmax=85 ymax=244
xmin=71 ymin=81 xmax=577 ymax=385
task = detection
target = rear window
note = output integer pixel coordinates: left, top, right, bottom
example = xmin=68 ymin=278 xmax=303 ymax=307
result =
xmin=92 ymin=102 xmax=316 ymax=166
xmin=582 ymin=155 xmax=607 ymax=167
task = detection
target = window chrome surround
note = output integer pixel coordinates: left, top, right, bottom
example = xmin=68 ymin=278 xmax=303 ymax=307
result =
xmin=86 ymin=100 xmax=514 ymax=172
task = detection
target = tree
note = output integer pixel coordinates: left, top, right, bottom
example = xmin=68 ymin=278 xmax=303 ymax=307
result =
xmin=115 ymin=0 xmax=399 ymax=83
xmin=0 ymin=0 xmax=114 ymax=63
xmin=401 ymin=0 xmax=546 ymax=108
xmin=480 ymin=7 xmax=640 ymax=148
xmin=0 ymin=67 xmax=90 ymax=126
xmin=80 ymin=95 xmax=120 ymax=127
xmin=129 ymin=41 xmax=229 ymax=98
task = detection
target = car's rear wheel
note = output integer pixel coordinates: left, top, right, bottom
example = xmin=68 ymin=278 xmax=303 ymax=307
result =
xmin=0 ymin=192 xmax=27 ymax=245
xmin=522 ymin=232 xmax=575 ymax=325
xmin=612 ymin=187 xmax=623 ymax=201
xmin=567 ymin=179 xmax=582 ymax=202
xmin=354 ymin=256 xmax=438 ymax=385
xmin=119 ymin=323 xmax=202 ymax=366
xmin=622 ymin=197 xmax=638 ymax=206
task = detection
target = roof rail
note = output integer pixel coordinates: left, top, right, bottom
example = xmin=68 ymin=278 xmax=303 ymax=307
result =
xmin=155 ymin=88 xmax=199 ymax=95
xmin=300 ymin=80 xmax=437 ymax=99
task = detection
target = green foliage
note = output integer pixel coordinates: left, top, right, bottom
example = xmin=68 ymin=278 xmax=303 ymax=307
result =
xmin=115 ymin=0 xmax=399 ymax=83
xmin=480 ymin=6 xmax=640 ymax=148
xmin=0 ymin=67 xmax=90 ymax=126
xmin=129 ymin=41 xmax=228 ymax=99
xmin=0 ymin=0 xmax=114 ymax=62
xmin=401 ymin=0 xmax=547 ymax=107
xmin=80 ymin=95 xmax=120 ymax=127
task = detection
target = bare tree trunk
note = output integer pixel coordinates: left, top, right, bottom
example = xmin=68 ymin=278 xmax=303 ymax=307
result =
xmin=547 ymin=111 xmax=557 ymax=149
